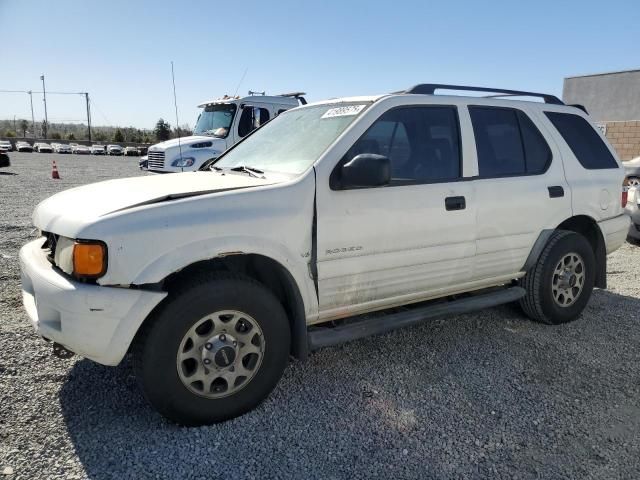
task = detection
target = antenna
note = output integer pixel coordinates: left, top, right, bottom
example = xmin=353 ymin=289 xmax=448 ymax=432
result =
xmin=171 ymin=61 xmax=183 ymax=169
xmin=233 ymin=67 xmax=248 ymax=97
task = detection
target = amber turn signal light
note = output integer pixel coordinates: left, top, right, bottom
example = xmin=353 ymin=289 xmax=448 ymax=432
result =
xmin=73 ymin=242 xmax=107 ymax=278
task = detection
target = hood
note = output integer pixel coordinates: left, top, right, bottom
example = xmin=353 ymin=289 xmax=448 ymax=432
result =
xmin=149 ymin=135 xmax=224 ymax=151
xmin=33 ymin=171 xmax=274 ymax=237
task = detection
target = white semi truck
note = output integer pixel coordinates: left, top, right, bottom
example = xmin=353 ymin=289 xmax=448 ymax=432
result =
xmin=141 ymin=91 xmax=306 ymax=173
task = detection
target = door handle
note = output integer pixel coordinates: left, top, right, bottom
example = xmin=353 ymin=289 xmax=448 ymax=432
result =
xmin=548 ymin=186 xmax=564 ymax=198
xmin=445 ymin=196 xmax=466 ymax=211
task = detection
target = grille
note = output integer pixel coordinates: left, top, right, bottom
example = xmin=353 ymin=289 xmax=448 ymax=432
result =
xmin=42 ymin=232 xmax=59 ymax=264
xmin=147 ymin=151 xmax=165 ymax=169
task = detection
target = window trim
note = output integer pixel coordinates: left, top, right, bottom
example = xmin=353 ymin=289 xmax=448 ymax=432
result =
xmin=330 ymin=104 xmax=464 ymax=191
xmin=468 ymin=105 xmax=553 ymax=180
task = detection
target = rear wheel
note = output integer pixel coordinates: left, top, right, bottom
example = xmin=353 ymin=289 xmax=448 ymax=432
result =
xmin=134 ymin=273 xmax=290 ymax=426
xmin=519 ymin=230 xmax=595 ymax=325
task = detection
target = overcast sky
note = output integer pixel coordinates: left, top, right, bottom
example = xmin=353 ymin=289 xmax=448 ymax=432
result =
xmin=1 ymin=0 xmax=638 ymax=129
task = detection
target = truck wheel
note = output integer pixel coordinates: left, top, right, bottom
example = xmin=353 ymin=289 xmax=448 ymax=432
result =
xmin=519 ymin=230 xmax=595 ymax=325
xmin=134 ymin=273 xmax=290 ymax=426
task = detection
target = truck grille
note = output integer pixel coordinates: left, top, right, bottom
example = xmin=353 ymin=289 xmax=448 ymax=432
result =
xmin=147 ymin=151 xmax=165 ymax=169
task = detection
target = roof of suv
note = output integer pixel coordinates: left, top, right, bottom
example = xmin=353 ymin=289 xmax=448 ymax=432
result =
xmin=305 ymin=84 xmax=579 ymax=113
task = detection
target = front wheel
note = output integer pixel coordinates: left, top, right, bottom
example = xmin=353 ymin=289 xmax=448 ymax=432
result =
xmin=519 ymin=230 xmax=595 ymax=325
xmin=134 ymin=273 xmax=291 ymax=426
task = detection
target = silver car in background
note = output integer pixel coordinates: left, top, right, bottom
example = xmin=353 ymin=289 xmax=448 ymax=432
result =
xmin=625 ymin=186 xmax=640 ymax=241
xmin=624 ymin=156 xmax=640 ymax=186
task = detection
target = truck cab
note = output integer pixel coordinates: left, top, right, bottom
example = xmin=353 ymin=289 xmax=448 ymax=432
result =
xmin=142 ymin=92 xmax=306 ymax=173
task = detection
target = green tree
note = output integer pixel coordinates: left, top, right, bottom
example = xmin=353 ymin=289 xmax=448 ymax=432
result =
xmin=95 ymin=132 xmax=107 ymax=141
xmin=19 ymin=119 xmax=28 ymax=137
xmin=154 ymin=118 xmax=171 ymax=142
xmin=41 ymin=120 xmax=48 ymax=138
xmin=67 ymin=133 xmax=76 ymax=140
xmin=4 ymin=130 xmax=16 ymax=137
xmin=113 ymin=128 xmax=124 ymax=142
xmin=172 ymin=125 xmax=191 ymax=139
xmin=50 ymin=132 xmax=62 ymax=140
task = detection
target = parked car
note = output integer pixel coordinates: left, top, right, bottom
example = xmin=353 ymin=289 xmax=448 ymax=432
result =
xmin=54 ymin=144 xmax=73 ymax=154
xmin=623 ymin=156 xmax=640 ymax=186
xmin=91 ymin=144 xmax=105 ymax=155
xmin=15 ymin=141 xmax=33 ymax=152
xmin=19 ymin=83 xmax=630 ymax=426
xmin=107 ymin=144 xmax=124 ymax=155
xmin=123 ymin=146 xmax=139 ymax=156
xmin=625 ymin=186 xmax=640 ymax=241
xmin=72 ymin=144 xmax=91 ymax=155
xmin=0 ymin=140 xmax=13 ymax=152
xmin=33 ymin=142 xmax=53 ymax=153
xmin=142 ymin=92 xmax=306 ymax=173
xmin=0 ymin=152 xmax=9 ymax=168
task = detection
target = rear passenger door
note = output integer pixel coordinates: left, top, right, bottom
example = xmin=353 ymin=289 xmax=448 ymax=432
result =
xmin=468 ymin=105 xmax=572 ymax=280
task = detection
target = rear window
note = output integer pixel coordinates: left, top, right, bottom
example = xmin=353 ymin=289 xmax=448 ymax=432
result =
xmin=545 ymin=112 xmax=618 ymax=169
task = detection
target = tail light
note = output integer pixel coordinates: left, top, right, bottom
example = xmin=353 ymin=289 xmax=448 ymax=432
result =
xmin=622 ymin=178 xmax=629 ymax=207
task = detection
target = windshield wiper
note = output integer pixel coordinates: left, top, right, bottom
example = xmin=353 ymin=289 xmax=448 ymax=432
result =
xmin=229 ymin=165 xmax=264 ymax=178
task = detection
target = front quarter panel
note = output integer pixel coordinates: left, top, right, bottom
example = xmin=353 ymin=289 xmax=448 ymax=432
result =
xmin=81 ymin=173 xmax=319 ymax=319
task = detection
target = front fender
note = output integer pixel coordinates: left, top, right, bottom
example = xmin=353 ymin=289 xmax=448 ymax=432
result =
xmin=132 ymin=235 xmax=318 ymax=319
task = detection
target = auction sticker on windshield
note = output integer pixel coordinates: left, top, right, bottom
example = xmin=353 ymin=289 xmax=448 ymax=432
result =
xmin=321 ymin=105 xmax=367 ymax=119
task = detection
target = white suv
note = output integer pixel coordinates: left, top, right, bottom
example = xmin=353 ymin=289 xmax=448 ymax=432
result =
xmin=20 ymin=84 xmax=629 ymax=425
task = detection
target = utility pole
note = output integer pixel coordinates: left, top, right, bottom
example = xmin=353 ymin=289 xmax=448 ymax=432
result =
xmin=40 ymin=75 xmax=48 ymax=138
xmin=13 ymin=115 xmax=16 ymax=133
xmin=84 ymin=92 xmax=92 ymax=141
xmin=28 ymin=91 xmax=35 ymax=138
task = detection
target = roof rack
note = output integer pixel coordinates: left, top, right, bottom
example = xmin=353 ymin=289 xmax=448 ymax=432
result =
xmin=404 ymin=84 xmax=564 ymax=105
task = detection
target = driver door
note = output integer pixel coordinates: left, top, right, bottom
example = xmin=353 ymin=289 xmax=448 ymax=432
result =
xmin=315 ymin=105 xmax=477 ymax=321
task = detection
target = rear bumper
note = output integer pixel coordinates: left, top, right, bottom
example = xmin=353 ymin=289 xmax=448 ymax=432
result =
xmin=598 ymin=214 xmax=631 ymax=253
xmin=19 ymin=238 xmax=167 ymax=366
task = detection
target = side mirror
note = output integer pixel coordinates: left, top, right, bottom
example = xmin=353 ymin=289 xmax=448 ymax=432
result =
xmin=341 ymin=154 xmax=390 ymax=188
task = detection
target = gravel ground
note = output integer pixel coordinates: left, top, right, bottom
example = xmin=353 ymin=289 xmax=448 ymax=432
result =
xmin=1 ymin=152 xmax=640 ymax=479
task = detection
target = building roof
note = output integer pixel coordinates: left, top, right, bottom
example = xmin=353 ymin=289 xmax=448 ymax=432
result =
xmin=565 ymin=68 xmax=640 ymax=80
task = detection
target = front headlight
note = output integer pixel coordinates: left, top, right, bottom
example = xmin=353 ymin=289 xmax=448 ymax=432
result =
xmin=53 ymin=237 xmax=107 ymax=279
xmin=171 ymin=157 xmax=195 ymax=167
xmin=73 ymin=241 xmax=107 ymax=278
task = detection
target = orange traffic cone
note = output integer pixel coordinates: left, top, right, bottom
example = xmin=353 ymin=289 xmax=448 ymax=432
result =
xmin=52 ymin=160 xmax=60 ymax=179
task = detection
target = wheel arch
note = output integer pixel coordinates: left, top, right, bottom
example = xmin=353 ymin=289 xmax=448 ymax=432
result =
xmin=138 ymin=253 xmax=309 ymax=360
xmin=523 ymin=216 xmax=607 ymax=288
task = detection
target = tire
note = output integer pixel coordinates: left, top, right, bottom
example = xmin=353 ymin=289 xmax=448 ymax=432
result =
xmin=133 ymin=273 xmax=290 ymax=426
xmin=519 ymin=230 xmax=595 ymax=325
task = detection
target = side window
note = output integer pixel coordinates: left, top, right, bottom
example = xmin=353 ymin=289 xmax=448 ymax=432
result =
xmin=470 ymin=107 xmax=551 ymax=177
xmin=237 ymin=108 xmax=253 ymax=137
xmin=277 ymin=109 xmax=288 ymax=116
xmin=336 ymin=106 xmax=461 ymax=187
xmin=517 ymin=111 xmax=552 ymax=174
xmin=545 ymin=112 xmax=618 ymax=169
xmin=257 ymin=108 xmax=270 ymax=126
xmin=238 ymin=107 xmax=271 ymax=138
xmin=470 ymin=107 xmax=525 ymax=176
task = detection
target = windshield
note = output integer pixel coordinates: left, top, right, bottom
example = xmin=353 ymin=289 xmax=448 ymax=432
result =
xmin=194 ymin=103 xmax=237 ymax=138
xmin=214 ymin=103 xmax=369 ymax=175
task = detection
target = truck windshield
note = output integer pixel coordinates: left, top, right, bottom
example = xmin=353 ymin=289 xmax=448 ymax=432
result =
xmin=194 ymin=103 xmax=237 ymax=138
xmin=214 ymin=103 xmax=369 ymax=175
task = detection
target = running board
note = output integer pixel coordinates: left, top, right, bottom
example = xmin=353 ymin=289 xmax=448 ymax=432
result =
xmin=307 ymin=287 xmax=525 ymax=350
